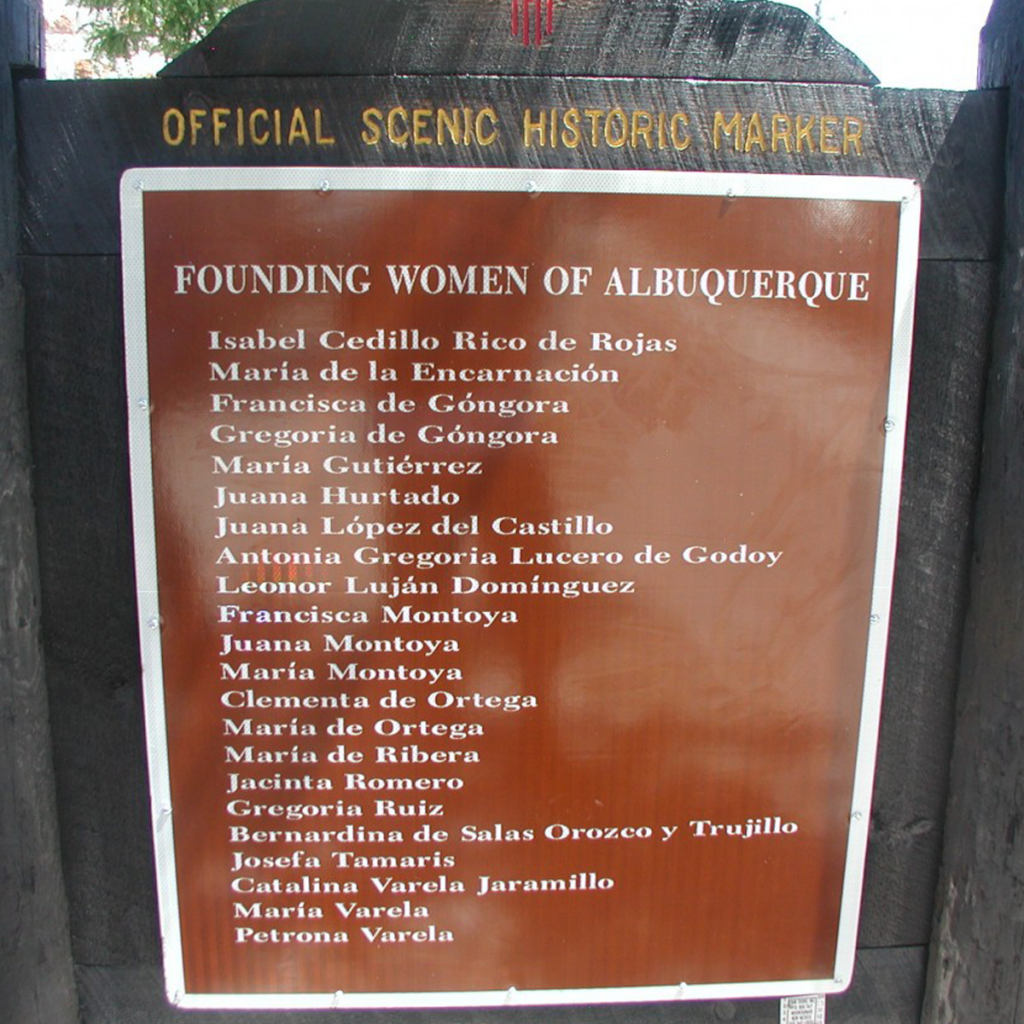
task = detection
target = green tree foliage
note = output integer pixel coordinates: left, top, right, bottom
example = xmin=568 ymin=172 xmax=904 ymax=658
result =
xmin=75 ymin=0 xmax=250 ymax=62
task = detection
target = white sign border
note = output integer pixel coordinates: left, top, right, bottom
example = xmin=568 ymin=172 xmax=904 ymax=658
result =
xmin=120 ymin=166 xmax=921 ymax=1010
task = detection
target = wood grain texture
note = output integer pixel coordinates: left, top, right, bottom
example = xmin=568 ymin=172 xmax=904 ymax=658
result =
xmin=978 ymin=0 xmax=1024 ymax=91
xmin=159 ymin=0 xmax=877 ymax=84
xmin=1 ymin=0 xmax=42 ymax=69
xmin=17 ymin=76 xmax=969 ymax=256
xmin=859 ymin=260 xmax=996 ymax=948
xmin=923 ymin=3 xmax=1024 ymax=1021
xmin=20 ymin=254 xmax=160 ymax=967
xmin=0 ymin=1 xmax=79 ymax=1022
xmin=919 ymin=89 xmax=1006 ymax=262
xmin=75 ymin=948 xmax=926 ymax=1024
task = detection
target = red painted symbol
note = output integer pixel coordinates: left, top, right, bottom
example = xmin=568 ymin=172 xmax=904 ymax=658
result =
xmin=511 ymin=0 xmax=555 ymax=45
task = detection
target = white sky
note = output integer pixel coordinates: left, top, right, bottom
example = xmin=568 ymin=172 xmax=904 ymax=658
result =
xmin=784 ymin=0 xmax=994 ymax=89
xmin=46 ymin=0 xmax=996 ymax=87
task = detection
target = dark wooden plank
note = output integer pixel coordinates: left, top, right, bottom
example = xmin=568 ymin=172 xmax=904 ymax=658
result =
xmin=922 ymin=4 xmax=1024 ymax=1022
xmin=76 ymin=948 xmax=926 ymax=1024
xmin=919 ymin=89 xmax=1007 ymax=262
xmin=977 ymin=0 xmax=1024 ymax=89
xmin=160 ymin=0 xmax=877 ymax=84
xmin=830 ymin=947 xmax=927 ymax=1024
xmin=0 ymin=0 xmax=42 ymax=69
xmin=21 ymin=254 xmax=160 ymax=966
xmin=0 ymin=1 xmax=79 ymax=1022
xmin=859 ymin=260 xmax=996 ymax=948
xmin=17 ymin=76 xmax=967 ymax=256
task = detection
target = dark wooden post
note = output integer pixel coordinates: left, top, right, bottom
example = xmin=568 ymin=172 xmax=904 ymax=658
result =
xmin=922 ymin=3 xmax=1024 ymax=1023
xmin=0 ymin=1 xmax=79 ymax=1022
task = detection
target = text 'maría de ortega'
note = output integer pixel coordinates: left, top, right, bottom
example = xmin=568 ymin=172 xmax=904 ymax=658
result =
xmin=159 ymin=104 xmax=866 ymax=157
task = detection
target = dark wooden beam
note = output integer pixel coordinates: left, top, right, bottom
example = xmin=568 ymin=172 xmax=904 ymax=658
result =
xmin=0 ymin=0 xmax=42 ymax=71
xmin=0 ymin=0 xmax=78 ymax=1022
xmin=922 ymin=3 xmax=1024 ymax=1022
xmin=15 ymin=76 xmax=974 ymax=257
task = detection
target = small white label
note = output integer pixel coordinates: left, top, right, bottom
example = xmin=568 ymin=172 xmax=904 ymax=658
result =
xmin=780 ymin=995 xmax=826 ymax=1024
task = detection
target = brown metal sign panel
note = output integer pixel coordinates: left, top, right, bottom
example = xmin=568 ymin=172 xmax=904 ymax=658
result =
xmin=121 ymin=168 xmax=920 ymax=1009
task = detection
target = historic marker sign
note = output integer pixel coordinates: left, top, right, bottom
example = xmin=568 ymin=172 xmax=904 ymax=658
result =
xmin=122 ymin=167 xmax=919 ymax=1009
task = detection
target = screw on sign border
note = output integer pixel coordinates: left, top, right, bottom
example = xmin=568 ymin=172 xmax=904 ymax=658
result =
xmin=780 ymin=995 xmax=826 ymax=1024
xmin=511 ymin=0 xmax=555 ymax=44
